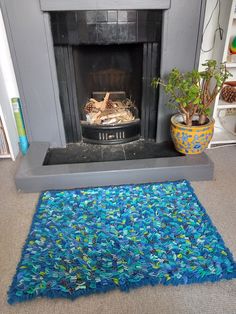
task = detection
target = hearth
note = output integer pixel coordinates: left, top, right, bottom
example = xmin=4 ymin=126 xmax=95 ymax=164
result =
xmin=43 ymin=141 xmax=182 ymax=165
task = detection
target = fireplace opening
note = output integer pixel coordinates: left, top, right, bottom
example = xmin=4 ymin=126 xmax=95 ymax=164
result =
xmin=73 ymin=44 xmax=143 ymax=112
xmin=51 ymin=10 xmax=162 ymax=144
xmin=72 ymin=44 xmax=143 ymax=144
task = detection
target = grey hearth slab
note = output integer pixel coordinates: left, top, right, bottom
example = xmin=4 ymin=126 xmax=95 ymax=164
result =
xmin=15 ymin=142 xmax=214 ymax=192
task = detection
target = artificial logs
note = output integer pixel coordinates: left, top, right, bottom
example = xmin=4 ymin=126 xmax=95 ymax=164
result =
xmin=84 ymin=92 xmax=136 ymax=125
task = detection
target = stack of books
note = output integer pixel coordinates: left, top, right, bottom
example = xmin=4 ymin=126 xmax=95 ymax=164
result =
xmin=0 ymin=117 xmax=9 ymax=155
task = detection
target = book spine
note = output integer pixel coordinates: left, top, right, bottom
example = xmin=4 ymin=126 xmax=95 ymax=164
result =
xmin=11 ymin=98 xmax=29 ymax=155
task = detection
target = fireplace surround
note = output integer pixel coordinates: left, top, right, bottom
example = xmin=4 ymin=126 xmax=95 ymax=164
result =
xmin=0 ymin=0 xmax=214 ymax=192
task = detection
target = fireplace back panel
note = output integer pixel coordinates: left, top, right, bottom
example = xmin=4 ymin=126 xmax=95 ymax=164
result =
xmin=73 ymin=44 xmax=143 ymax=119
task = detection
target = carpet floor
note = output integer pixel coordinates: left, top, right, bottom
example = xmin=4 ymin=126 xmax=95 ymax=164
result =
xmin=0 ymin=146 xmax=236 ymax=314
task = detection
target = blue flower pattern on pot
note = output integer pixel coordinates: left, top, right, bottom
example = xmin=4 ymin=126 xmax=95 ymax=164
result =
xmin=171 ymin=115 xmax=214 ymax=154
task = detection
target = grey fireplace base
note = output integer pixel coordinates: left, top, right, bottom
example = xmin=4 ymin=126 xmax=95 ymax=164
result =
xmin=15 ymin=142 xmax=214 ymax=192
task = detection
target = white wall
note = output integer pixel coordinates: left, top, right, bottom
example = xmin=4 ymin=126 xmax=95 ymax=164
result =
xmin=199 ymin=0 xmax=220 ymax=70
xmin=0 ymin=9 xmax=19 ymax=159
xmin=0 ymin=10 xmax=19 ymax=99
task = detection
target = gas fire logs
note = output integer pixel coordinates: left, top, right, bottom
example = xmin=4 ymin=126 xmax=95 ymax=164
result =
xmin=84 ymin=92 xmax=136 ymax=125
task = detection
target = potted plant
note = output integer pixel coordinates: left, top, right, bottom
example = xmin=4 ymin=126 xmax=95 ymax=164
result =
xmin=152 ymin=60 xmax=231 ymax=154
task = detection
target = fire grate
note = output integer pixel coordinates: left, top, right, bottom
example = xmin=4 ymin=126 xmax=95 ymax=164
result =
xmin=81 ymin=91 xmax=140 ymax=144
xmin=81 ymin=119 xmax=140 ymax=144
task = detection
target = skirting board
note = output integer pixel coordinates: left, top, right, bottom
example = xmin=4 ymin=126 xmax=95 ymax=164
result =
xmin=15 ymin=142 xmax=214 ymax=192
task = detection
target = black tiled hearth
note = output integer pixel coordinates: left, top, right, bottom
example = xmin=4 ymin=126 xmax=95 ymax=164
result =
xmin=43 ymin=140 xmax=183 ymax=166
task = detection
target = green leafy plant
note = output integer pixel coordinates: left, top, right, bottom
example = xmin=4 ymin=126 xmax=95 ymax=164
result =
xmin=152 ymin=60 xmax=231 ymax=126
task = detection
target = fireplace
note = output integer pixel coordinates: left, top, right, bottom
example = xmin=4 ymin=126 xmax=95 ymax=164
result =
xmin=1 ymin=0 xmax=214 ymax=192
xmin=51 ymin=10 xmax=161 ymax=144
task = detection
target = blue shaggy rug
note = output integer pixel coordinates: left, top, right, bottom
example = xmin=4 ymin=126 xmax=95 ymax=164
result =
xmin=8 ymin=180 xmax=236 ymax=304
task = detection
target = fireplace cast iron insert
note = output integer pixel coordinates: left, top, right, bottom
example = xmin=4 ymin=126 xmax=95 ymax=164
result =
xmin=81 ymin=119 xmax=141 ymax=145
xmin=51 ymin=10 xmax=162 ymax=144
xmin=81 ymin=91 xmax=141 ymax=144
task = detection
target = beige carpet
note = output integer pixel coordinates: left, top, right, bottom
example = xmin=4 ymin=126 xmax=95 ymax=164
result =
xmin=0 ymin=146 xmax=236 ymax=314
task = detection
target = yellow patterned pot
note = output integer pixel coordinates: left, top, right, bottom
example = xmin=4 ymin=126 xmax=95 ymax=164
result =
xmin=170 ymin=114 xmax=214 ymax=154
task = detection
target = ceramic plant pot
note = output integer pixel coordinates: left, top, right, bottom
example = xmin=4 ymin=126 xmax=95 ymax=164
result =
xmin=170 ymin=114 xmax=215 ymax=154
